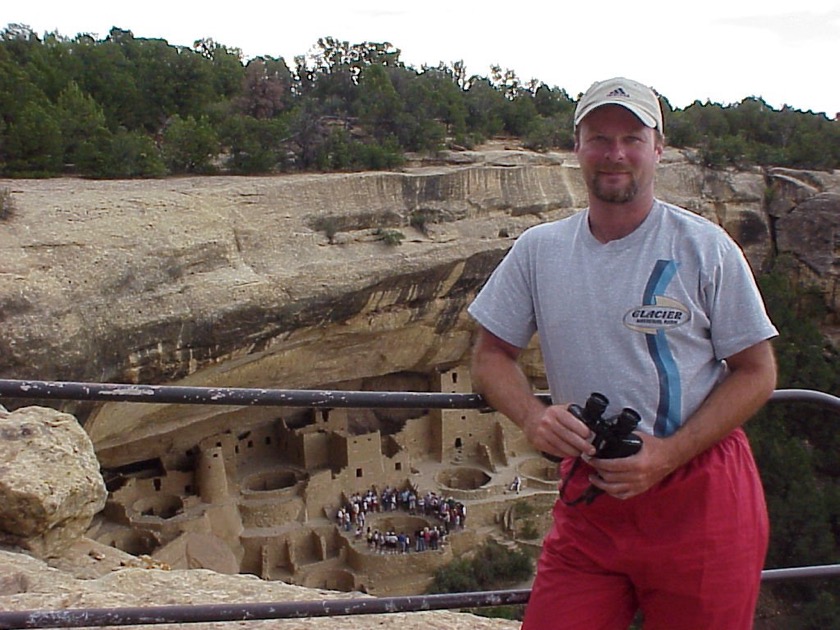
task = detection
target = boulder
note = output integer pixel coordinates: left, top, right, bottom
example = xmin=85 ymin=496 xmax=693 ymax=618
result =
xmin=0 ymin=406 xmax=107 ymax=557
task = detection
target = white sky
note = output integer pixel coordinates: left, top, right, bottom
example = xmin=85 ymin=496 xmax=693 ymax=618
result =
xmin=4 ymin=0 xmax=839 ymax=117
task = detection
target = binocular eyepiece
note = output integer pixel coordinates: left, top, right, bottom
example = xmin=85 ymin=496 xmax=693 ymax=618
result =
xmin=568 ymin=392 xmax=642 ymax=459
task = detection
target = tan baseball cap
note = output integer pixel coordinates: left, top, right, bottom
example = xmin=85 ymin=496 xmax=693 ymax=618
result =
xmin=574 ymin=77 xmax=663 ymax=132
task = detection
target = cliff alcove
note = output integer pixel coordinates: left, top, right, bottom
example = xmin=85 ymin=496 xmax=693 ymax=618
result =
xmin=1 ymin=143 xmax=839 ymax=608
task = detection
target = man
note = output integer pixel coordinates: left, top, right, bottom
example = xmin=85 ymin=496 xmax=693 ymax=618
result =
xmin=468 ymin=77 xmax=778 ymax=629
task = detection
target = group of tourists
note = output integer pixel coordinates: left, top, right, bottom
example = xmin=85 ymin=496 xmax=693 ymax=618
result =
xmin=362 ymin=524 xmax=448 ymax=554
xmin=333 ymin=485 xmax=468 ymax=554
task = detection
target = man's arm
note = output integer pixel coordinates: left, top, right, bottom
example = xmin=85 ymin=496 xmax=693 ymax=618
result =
xmin=470 ymin=326 xmax=595 ymax=459
xmin=590 ymin=339 xmax=777 ymax=499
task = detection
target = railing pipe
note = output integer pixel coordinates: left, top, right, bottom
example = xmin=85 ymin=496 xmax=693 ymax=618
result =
xmin=3 ymin=565 xmax=840 ymax=629
xmin=0 ymin=378 xmax=485 ymax=409
xmin=0 ymin=589 xmax=532 ymax=629
xmin=1 ymin=379 xmax=839 ymax=413
xmin=760 ymin=563 xmax=840 ymax=583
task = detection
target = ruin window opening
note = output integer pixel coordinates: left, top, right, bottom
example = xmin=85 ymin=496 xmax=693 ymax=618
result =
xmin=455 ymin=438 xmax=462 ymax=449
xmin=265 ymin=436 xmax=272 ymax=445
xmin=452 ymin=373 xmax=458 ymax=384
xmin=356 ymin=468 xmax=363 ymax=478
xmin=153 ymin=479 xmax=162 ymax=491
xmin=185 ymin=485 xmax=193 ymax=494
xmin=395 ymin=462 xmax=402 ymax=471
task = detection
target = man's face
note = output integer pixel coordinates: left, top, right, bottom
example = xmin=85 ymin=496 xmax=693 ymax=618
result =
xmin=574 ymin=105 xmax=663 ymax=205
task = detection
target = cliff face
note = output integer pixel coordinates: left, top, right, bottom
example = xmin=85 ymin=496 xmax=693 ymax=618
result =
xmin=1 ymin=147 xmax=838 ymax=466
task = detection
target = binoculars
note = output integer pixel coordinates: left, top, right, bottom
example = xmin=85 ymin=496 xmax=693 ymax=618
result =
xmin=568 ymin=392 xmax=642 ymax=459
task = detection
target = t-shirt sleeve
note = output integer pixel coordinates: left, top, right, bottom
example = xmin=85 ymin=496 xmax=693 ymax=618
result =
xmin=708 ymin=244 xmax=779 ymax=360
xmin=467 ymin=236 xmax=538 ymax=349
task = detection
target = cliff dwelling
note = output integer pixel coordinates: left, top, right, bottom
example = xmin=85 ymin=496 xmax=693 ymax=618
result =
xmin=89 ymin=368 xmax=558 ymax=596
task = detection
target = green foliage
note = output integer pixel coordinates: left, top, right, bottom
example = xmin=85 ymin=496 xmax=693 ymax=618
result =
xmin=217 ymin=114 xmax=288 ymax=174
xmin=520 ymin=520 xmax=539 ymax=540
xmin=92 ymin=128 xmax=166 ymax=178
xmin=161 ymin=115 xmax=219 ymax=174
xmin=375 ymin=228 xmax=405 ymax=246
xmin=513 ymin=499 xmax=535 ymax=517
xmin=429 ymin=540 xmax=533 ymax=594
xmin=55 ymin=81 xmax=109 ymax=168
xmin=1 ymin=23 xmax=838 ymax=178
xmin=312 ymin=216 xmax=340 ymax=243
xmin=669 ymin=98 xmax=840 ymax=170
xmin=430 ymin=557 xmax=479 ymax=593
xmin=745 ymin=263 xmax=840 ymax=622
xmin=409 ymin=210 xmax=431 ymax=234
xmin=522 ymin=114 xmax=574 ymax=151
xmin=2 ymin=100 xmax=63 ymax=176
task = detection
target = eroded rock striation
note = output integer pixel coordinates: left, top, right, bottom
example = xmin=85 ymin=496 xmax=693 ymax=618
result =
xmin=0 ymin=147 xmax=838 ymax=466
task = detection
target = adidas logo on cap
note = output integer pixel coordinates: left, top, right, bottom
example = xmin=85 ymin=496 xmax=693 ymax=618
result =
xmin=606 ymin=87 xmax=630 ymax=98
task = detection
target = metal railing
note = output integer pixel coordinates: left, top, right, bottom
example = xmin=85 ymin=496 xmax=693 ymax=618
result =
xmin=1 ymin=379 xmax=839 ymax=629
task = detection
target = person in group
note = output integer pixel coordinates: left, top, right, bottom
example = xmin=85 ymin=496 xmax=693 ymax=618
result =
xmin=468 ymin=76 xmax=778 ymax=629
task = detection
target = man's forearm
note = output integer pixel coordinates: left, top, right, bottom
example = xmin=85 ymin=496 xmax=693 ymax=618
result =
xmin=473 ymin=353 xmax=545 ymax=429
xmin=663 ymin=340 xmax=777 ymax=471
xmin=470 ymin=329 xmax=546 ymax=430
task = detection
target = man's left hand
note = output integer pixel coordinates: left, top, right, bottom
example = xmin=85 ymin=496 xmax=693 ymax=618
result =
xmin=586 ymin=433 xmax=678 ymax=500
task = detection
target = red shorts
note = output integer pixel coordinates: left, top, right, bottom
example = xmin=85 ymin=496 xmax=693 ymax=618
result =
xmin=522 ymin=429 xmax=768 ymax=630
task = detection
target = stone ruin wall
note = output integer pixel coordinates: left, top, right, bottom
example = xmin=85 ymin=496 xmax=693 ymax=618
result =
xmin=88 ymin=367 xmax=554 ymax=595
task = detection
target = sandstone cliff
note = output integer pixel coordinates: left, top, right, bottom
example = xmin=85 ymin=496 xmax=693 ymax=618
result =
xmin=0 ymin=146 xmax=838 ymax=467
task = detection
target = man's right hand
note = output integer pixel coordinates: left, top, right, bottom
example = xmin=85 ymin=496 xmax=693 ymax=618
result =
xmin=523 ymin=404 xmax=597 ymax=461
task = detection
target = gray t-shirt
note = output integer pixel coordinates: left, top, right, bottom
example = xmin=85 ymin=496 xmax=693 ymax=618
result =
xmin=468 ymin=200 xmax=778 ymax=437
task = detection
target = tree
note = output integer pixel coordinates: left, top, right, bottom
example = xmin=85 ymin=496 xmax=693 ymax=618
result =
xmin=69 ymin=32 xmax=141 ymax=131
xmin=193 ymin=38 xmax=244 ymax=99
xmin=238 ymin=57 xmax=292 ymax=119
xmin=161 ymin=115 xmax=219 ymax=174
xmin=95 ymin=127 xmax=165 ymax=178
xmin=218 ymin=113 xmax=288 ymax=174
xmin=355 ymin=64 xmax=403 ymax=141
xmin=55 ymin=81 xmax=109 ymax=167
xmin=2 ymin=100 xmax=63 ymax=175
xmin=464 ymin=77 xmax=506 ymax=139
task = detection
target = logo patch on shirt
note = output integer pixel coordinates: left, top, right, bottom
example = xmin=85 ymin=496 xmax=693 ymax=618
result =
xmin=623 ymin=295 xmax=691 ymax=334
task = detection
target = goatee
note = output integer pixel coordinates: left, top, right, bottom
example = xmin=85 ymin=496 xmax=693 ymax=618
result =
xmin=592 ymin=172 xmax=638 ymax=204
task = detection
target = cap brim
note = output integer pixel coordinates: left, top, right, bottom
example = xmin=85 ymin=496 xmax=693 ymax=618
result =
xmin=575 ymin=101 xmax=658 ymax=130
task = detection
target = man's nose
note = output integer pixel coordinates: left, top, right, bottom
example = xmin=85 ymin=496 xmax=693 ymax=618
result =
xmin=604 ymin=139 xmax=626 ymax=161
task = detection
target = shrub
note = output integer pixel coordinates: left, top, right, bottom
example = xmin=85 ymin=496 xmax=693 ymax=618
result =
xmin=161 ymin=115 xmax=220 ymax=174
xmin=313 ymin=216 xmax=340 ymax=243
xmin=376 ymin=228 xmax=405 ymax=246
xmin=409 ymin=211 xmax=432 ymax=235
xmin=429 ymin=540 xmax=533 ymax=594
